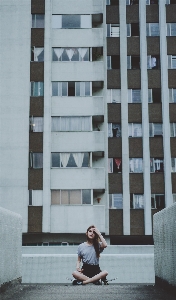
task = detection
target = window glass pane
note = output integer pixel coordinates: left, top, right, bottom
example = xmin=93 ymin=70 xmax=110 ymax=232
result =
xmin=153 ymin=123 xmax=162 ymax=136
xmin=52 ymin=15 xmax=62 ymax=28
xmin=82 ymin=190 xmax=91 ymax=204
xmin=51 ymin=190 xmax=60 ymax=205
xmin=68 ymin=82 xmax=75 ymax=96
xmin=29 ymin=190 xmax=32 ymax=205
xmin=107 ymin=24 xmax=110 ymax=37
xmin=81 ymin=15 xmax=91 ymax=28
xmin=33 ymin=153 xmax=43 ymax=168
xmin=155 ymin=195 xmax=165 ymax=209
xmin=172 ymin=56 xmax=176 ymax=68
xmin=85 ymin=82 xmax=90 ymax=96
xmin=171 ymin=23 xmax=176 ymax=36
xmin=66 ymin=153 xmax=77 ymax=167
xmin=82 ymin=153 xmax=89 ymax=167
xmin=32 ymin=117 xmax=43 ymax=132
xmin=76 ymin=82 xmax=80 ymax=96
xmin=51 ymin=117 xmax=60 ymax=131
xmin=113 ymin=194 xmax=123 ymax=208
xmin=150 ymin=23 xmax=159 ymax=36
xmin=132 ymin=90 xmax=141 ymax=103
xmin=133 ymin=194 xmax=144 ymax=209
xmin=62 ymin=82 xmax=68 ymax=96
xmin=61 ymin=190 xmax=69 ymax=204
xmin=51 ymin=153 xmax=60 ymax=167
xmin=70 ymin=190 xmax=81 ymax=204
xmin=62 ymin=15 xmax=80 ymax=28
xmin=52 ymin=82 xmax=58 ymax=96
xmin=173 ymin=89 xmax=176 ymax=102
xmin=112 ymin=123 xmax=121 ymax=137
xmin=111 ymin=25 xmax=120 ymax=37
xmin=112 ymin=89 xmax=121 ymax=103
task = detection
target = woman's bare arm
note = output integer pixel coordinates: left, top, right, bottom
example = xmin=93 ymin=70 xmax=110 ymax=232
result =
xmin=93 ymin=227 xmax=107 ymax=248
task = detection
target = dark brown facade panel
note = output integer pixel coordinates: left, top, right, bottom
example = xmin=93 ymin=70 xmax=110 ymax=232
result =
xmin=128 ymin=104 xmax=142 ymax=123
xmin=30 ymin=97 xmax=44 ymax=116
xmin=31 ymin=0 xmax=45 ymax=14
xmin=166 ymin=5 xmax=176 ymax=23
xmin=107 ymin=70 xmax=121 ymax=89
xmin=167 ymin=37 xmax=176 ymax=55
xmin=150 ymin=137 xmax=163 ymax=157
xmin=172 ymin=173 xmax=176 ymax=193
xmin=29 ymin=133 xmax=43 ymax=152
xmin=170 ymin=138 xmax=176 ymax=157
xmin=31 ymin=29 xmax=44 ymax=47
xmin=108 ymin=103 xmax=121 ymax=123
xmin=28 ymin=169 xmax=43 ymax=190
xmin=108 ymin=138 xmax=122 ymax=157
xmin=168 ymin=70 xmax=176 ymax=88
xmin=130 ymin=174 xmax=144 ymax=194
xmin=148 ymin=70 xmax=161 ymax=88
xmin=127 ymin=70 xmax=141 ymax=89
xmin=109 ymin=210 xmax=123 ymax=235
xmin=148 ymin=103 xmax=162 ymax=123
xmin=129 ymin=138 xmax=143 ymax=157
xmin=127 ymin=37 xmax=140 ymax=56
xmin=106 ymin=6 xmax=119 ymax=24
xmin=109 ymin=174 xmax=122 ymax=194
xmin=28 ymin=206 xmax=42 ymax=233
xmin=147 ymin=37 xmax=160 ymax=55
xmin=107 ymin=38 xmax=120 ymax=56
xmin=126 ymin=5 xmax=139 ymax=23
xmin=150 ymin=173 xmax=165 ymax=194
xmin=130 ymin=210 xmax=144 ymax=236
xmin=169 ymin=104 xmax=176 ymax=123
xmin=30 ymin=62 xmax=44 ymax=81
xmin=146 ymin=5 xmax=159 ymax=23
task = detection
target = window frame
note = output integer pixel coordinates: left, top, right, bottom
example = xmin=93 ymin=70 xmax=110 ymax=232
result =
xmin=151 ymin=194 xmax=165 ymax=209
xmin=130 ymin=194 xmax=144 ymax=209
xmin=51 ymin=152 xmax=90 ymax=168
xmin=128 ymin=123 xmax=142 ymax=137
xmin=129 ymin=158 xmax=143 ymax=173
xmin=31 ymin=82 xmax=44 ymax=97
xmin=51 ymin=189 xmax=92 ymax=205
xmin=109 ymin=194 xmax=123 ymax=209
xmin=32 ymin=14 xmax=45 ymax=28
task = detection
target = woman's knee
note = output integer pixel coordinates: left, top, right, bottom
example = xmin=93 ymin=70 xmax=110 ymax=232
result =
xmin=72 ymin=271 xmax=77 ymax=277
xmin=103 ymin=270 xmax=108 ymax=277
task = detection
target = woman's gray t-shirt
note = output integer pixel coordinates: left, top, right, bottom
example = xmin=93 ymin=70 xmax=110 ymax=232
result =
xmin=77 ymin=242 xmax=104 ymax=265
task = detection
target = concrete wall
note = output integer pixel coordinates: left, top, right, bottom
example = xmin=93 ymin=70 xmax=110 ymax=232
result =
xmin=153 ymin=202 xmax=176 ymax=287
xmin=0 ymin=0 xmax=30 ymax=232
xmin=0 ymin=207 xmax=22 ymax=286
xmin=22 ymin=245 xmax=154 ymax=284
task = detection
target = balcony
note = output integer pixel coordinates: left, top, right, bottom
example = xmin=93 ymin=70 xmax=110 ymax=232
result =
xmin=51 ymin=131 xmax=104 ymax=152
xmin=50 ymin=168 xmax=105 ymax=189
xmin=50 ymin=205 xmax=105 ymax=233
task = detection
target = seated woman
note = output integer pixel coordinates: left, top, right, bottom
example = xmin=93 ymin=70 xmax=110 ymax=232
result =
xmin=72 ymin=225 xmax=108 ymax=285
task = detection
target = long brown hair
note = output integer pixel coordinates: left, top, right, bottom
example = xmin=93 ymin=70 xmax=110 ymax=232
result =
xmin=86 ymin=225 xmax=100 ymax=258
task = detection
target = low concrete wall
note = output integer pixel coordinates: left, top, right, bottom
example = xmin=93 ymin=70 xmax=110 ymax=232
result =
xmin=0 ymin=207 xmax=22 ymax=287
xmin=22 ymin=245 xmax=154 ymax=284
xmin=153 ymin=202 xmax=176 ymax=288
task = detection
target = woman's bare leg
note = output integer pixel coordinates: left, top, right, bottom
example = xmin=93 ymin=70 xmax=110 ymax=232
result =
xmin=82 ymin=270 xmax=108 ymax=285
xmin=72 ymin=271 xmax=89 ymax=282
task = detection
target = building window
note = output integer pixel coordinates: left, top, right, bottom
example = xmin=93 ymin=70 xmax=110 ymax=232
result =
xmin=107 ymin=89 xmax=121 ymax=103
xmin=52 ymin=47 xmax=90 ymax=62
xmin=51 ymin=189 xmax=91 ymax=205
xmin=146 ymin=0 xmax=158 ymax=4
xmin=151 ymin=194 xmax=165 ymax=209
xmin=29 ymin=117 xmax=43 ymax=132
xmin=126 ymin=0 xmax=139 ymax=4
xmin=150 ymin=158 xmax=164 ymax=172
xmin=170 ymin=123 xmax=176 ymax=136
xmin=169 ymin=89 xmax=176 ymax=103
xmin=167 ymin=23 xmax=176 ymax=36
xmin=147 ymin=55 xmax=160 ymax=69
xmin=108 ymin=123 xmax=121 ymax=137
xmin=108 ymin=158 xmax=122 ymax=173
xmin=32 ymin=14 xmax=45 ymax=28
xmin=109 ymin=194 xmax=123 ymax=209
xmin=130 ymin=194 xmax=144 ymax=209
xmin=31 ymin=47 xmax=44 ymax=62
xmin=148 ymin=89 xmax=161 ymax=103
xmin=107 ymin=56 xmax=120 ymax=69
xmin=106 ymin=0 xmax=119 ymax=4
xmin=29 ymin=152 xmax=43 ymax=169
xmin=51 ymin=116 xmax=91 ymax=132
xmin=171 ymin=158 xmax=176 ymax=172
xmin=127 ymin=56 xmax=140 ymax=69
xmin=107 ymin=24 xmax=120 ymax=37
xmin=128 ymin=89 xmax=141 ymax=103
xmin=149 ymin=123 xmax=163 ymax=137
xmin=29 ymin=190 xmax=43 ymax=206
xmin=51 ymin=153 xmax=90 ymax=168
xmin=31 ymin=82 xmax=44 ymax=96
xmin=129 ymin=158 xmax=143 ymax=173
xmin=146 ymin=23 xmax=160 ymax=36
xmin=168 ymin=55 xmax=176 ymax=69
xmin=52 ymin=82 xmax=91 ymax=96
xmin=128 ymin=123 xmax=142 ymax=137
xmin=173 ymin=194 xmax=176 ymax=203
xmin=127 ymin=23 xmax=139 ymax=36
xmin=52 ymin=15 xmax=92 ymax=29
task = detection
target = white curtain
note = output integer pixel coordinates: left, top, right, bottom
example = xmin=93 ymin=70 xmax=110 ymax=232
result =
xmin=80 ymin=82 xmax=85 ymax=96
xmin=73 ymin=153 xmax=84 ymax=168
xmin=66 ymin=49 xmax=74 ymax=61
xmin=130 ymin=159 xmax=134 ymax=172
xmin=54 ymin=48 xmax=64 ymax=60
xmin=133 ymin=124 xmax=142 ymax=137
xmin=33 ymin=117 xmax=43 ymax=132
xmin=61 ymin=153 xmax=70 ymax=168
xmin=52 ymin=117 xmax=60 ymax=131
xmin=108 ymin=158 xmax=113 ymax=173
xmin=78 ymin=48 xmax=88 ymax=61
xmin=60 ymin=117 xmax=90 ymax=131
xmin=33 ymin=153 xmax=43 ymax=168
xmin=81 ymin=116 xmax=91 ymax=131
xmin=34 ymin=48 xmax=44 ymax=61
xmin=108 ymin=123 xmax=112 ymax=137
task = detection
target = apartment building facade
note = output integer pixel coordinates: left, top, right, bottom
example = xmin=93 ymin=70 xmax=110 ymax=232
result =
xmin=0 ymin=0 xmax=176 ymax=245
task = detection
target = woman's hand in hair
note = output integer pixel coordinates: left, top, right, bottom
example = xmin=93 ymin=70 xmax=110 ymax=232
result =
xmin=93 ymin=227 xmax=101 ymax=237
